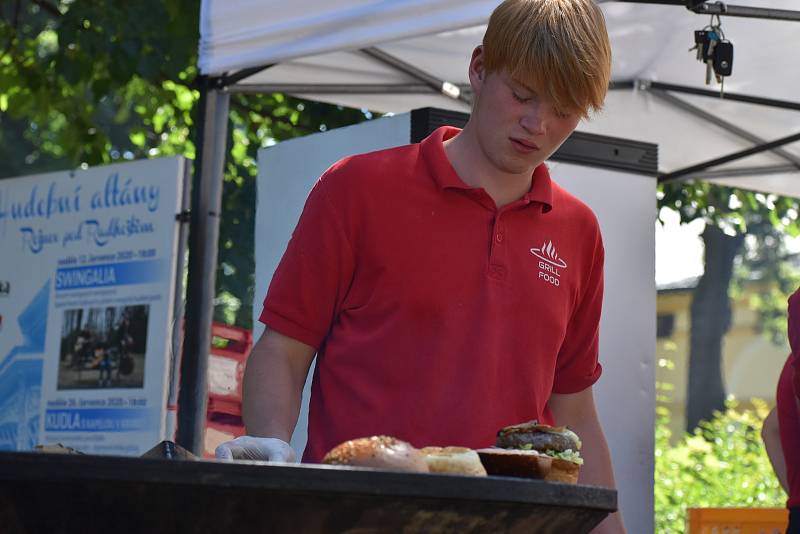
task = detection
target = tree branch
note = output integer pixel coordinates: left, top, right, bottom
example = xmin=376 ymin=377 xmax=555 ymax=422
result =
xmin=0 ymin=0 xmax=22 ymax=61
xmin=29 ymin=0 xmax=62 ymax=17
xmin=267 ymin=113 xmax=316 ymax=136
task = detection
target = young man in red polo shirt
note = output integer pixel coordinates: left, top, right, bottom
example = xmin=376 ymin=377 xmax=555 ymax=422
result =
xmin=219 ymin=1 xmax=624 ymax=531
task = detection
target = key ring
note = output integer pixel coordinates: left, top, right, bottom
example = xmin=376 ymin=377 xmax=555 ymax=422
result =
xmin=708 ymin=14 xmax=725 ymax=39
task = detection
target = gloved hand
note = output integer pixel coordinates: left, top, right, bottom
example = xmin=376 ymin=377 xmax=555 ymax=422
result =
xmin=215 ymin=435 xmax=297 ymax=463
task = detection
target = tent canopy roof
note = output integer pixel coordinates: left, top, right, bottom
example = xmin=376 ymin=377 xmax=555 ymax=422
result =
xmin=199 ymin=0 xmax=800 ymax=195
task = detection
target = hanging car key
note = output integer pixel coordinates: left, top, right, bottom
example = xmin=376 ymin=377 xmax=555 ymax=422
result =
xmin=712 ymin=39 xmax=733 ymax=97
xmin=689 ymin=30 xmax=707 ymax=61
xmin=703 ymin=30 xmax=719 ymax=85
xmin=701 ymin=30 xmax=719 ymax=61
xmin=713 ymin=40 xmax=733 ymax=78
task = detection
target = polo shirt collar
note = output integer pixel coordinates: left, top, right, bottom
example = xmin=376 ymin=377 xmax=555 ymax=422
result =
xmin=421 ymin=126 xmax=553 ymax=213
xmin=526 ymin=164 xmax=554 ymax=213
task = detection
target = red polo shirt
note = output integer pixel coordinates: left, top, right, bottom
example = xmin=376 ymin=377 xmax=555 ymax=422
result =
xmin=260 ymin=127 xmax=604 ymax=462
xmin=777 ymin=355 xmax=800 ymax=508
xmin=787 ymin=289 xmax=800 ymax=399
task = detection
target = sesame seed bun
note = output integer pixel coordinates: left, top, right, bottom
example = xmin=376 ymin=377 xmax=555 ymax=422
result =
xmin=322 ymin=436 xmax=429 ymax=473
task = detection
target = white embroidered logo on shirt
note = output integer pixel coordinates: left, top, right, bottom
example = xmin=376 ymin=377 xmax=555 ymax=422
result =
xmin=531 ymin=240 xmax=567 ymax=286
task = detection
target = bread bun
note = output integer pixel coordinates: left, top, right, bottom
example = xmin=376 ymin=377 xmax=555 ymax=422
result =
xmin=545 ymin=457 xmax=581 ymax=484
xmin=476 ymin=447 xmax=552 ymax=479
xmin=420 ymin=446 xmax=487 ymax=476
xmin=322 ymin=436 xmax=429 ymax=473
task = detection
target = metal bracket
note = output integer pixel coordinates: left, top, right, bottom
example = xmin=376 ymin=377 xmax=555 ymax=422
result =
xmin=175 ymin=210 xmax=191 ymax=223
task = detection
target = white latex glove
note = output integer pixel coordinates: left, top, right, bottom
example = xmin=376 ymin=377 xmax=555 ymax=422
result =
xmin=215 ymin=436 xmax=297 ymax=463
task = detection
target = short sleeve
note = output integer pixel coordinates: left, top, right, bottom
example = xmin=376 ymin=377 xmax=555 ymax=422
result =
xmin=259 ymin=173 xmax=355 ymax=350
xmin=789 ymin=288 xmax=800 ymax=399
xmin=551 ymin=235 xmax=604 ymax=394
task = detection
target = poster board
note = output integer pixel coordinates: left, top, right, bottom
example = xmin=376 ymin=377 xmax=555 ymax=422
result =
xmin=0 ymin=157 xmax=186 ymax=455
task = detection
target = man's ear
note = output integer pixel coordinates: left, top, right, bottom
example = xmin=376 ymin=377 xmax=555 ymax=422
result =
xmin=468 ymin=45 xmax=486 ymax=92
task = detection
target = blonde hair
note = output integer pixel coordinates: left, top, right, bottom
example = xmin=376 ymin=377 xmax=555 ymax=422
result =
xmin=483 ymin=0 xmax=612 ymax=118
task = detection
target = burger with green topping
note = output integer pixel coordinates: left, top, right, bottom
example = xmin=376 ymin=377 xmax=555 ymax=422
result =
xmin=477 ymin=420 xmax=583 ymax=483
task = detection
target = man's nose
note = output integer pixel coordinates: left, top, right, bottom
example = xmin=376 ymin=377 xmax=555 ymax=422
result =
xmin=519 ymin=105 xmax=546 ymax=135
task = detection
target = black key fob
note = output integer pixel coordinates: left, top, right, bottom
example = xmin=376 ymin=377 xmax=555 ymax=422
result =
xmin=713 ymin=41 xmax=734 ymax=77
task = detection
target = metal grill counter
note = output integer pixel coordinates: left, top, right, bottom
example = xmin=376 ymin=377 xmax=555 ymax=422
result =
xmin=0 ymin=450 xmax=616 ymax=533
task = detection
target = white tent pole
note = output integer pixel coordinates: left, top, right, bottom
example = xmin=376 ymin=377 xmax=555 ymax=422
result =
xmin=177 ymin=78 xmax=231 ymax=455
xmin=226 ymin=83 xmax=471 ymax=96
xmin=361 ymin=47 xmax=472 ymax=105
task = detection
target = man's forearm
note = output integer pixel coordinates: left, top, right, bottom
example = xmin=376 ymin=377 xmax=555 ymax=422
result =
xmin=762 ymin=408 xmax=789 ymax=493
xmin=571 ymin=416 xmax=625 ymax=534
xmin=242 ymin=354 xmax=301 ymax=441
xmin=550 ymin=389 xmax=626 ymax=534
xmin=242 ymin=329 xmax=315 ymax=442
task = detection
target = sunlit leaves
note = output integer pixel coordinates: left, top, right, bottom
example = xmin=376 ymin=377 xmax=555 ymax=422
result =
xmin=659 ymin=178 xmax=800 ymax=346
xmin=1 ymin=0 xmax=375 ymax=328
xmin=655 ymin=399 xmax=785 ymax=533
xmin=212 ymin=93 xmax=373 ymax=326
xmin=660 ymin=180 xmax=800 ymax=239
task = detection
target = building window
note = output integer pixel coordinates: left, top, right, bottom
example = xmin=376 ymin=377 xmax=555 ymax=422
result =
xmin=657 ymin=314 xmax=675 ymax=339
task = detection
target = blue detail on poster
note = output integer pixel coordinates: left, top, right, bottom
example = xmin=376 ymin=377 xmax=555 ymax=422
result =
xmin=55 ymin=259 xmax=163 ymax=291
xmin=0 ymin=280 xmax=49 ymax=451
xmin=44 ymin=408 xmax=152 ymax=432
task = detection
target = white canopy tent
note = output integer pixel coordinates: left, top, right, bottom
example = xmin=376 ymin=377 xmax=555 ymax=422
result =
xmin=199 ymin=0 xmax=800 ymax=191
xmin=178 ymin=2 xmax=800 ymax=530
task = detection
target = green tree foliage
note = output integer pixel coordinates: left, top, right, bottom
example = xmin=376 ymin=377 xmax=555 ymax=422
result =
xmin=660 ymin=181 xmax=800 ymax=343
xmin=219 ymin=95 xmax=372 ymax=326
xmin=655 ymin=399 xmax=786 ymax=533
xmin=659 ymin=181 xmax=800 ymax=430
xmin=0 ymin=0 xmax=199 ymax=168
xmin=0 ymin=1 xmax=372 ymax=328
xmin=734 ymin=227 xmax=800 ymax=346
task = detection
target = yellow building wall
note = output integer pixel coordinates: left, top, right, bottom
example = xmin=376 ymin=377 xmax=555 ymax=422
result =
xmin=656 ymin=286 xmax=788 ymax=437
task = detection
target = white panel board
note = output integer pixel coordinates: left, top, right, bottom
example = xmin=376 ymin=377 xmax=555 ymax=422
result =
xmin=548 ymin=161 xmax=656 ymax=534
xmin=255 ymin=114 xmax=412 ymax=455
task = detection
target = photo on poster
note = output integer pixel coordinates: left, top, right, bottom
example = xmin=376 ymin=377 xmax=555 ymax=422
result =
xmin=57 ymin=304 xmax=149 ymax=389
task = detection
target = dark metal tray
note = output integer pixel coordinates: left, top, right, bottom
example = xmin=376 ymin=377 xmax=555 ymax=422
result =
xmin=0 ymin=451 xmax=616 ymax=533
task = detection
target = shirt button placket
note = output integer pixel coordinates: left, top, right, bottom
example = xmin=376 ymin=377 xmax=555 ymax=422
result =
xmin=489 ymin=215 xmax=507 ymax=280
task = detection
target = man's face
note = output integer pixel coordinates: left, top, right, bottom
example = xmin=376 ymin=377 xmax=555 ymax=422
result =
xmin=469 ymin=51 xmax=581 ymax=177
